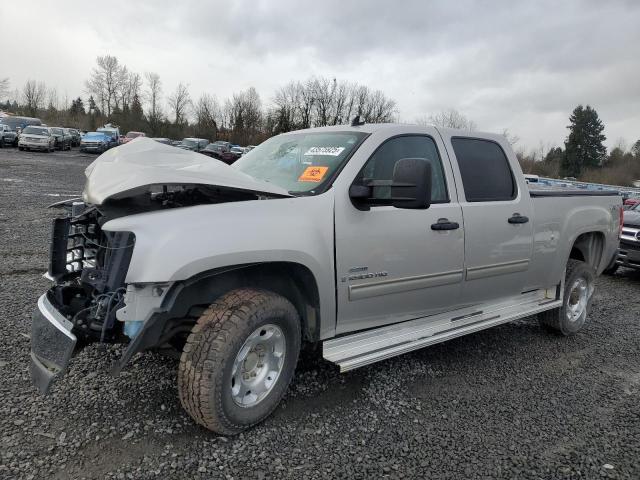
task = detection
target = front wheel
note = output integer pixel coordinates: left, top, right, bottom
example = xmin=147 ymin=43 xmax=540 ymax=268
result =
xmin=178 ymin=288 xmax=301 ymax=435
xmin=539 ymin=259 xmax=595 ymax=335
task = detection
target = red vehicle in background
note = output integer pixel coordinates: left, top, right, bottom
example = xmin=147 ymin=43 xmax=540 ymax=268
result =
xmin=122 ymin=131 xmax=146 ymax=144
xmin=623 ymin=197 xmax=640 ymax=209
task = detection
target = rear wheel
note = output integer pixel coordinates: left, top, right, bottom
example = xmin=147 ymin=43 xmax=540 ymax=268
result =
xmin=178 ymin=288 xmax=301 ymax=435
xmin=602 ymin=254 xmax=618 ymax=275
xmin=539 ymin=259 xmax=595 ymax=335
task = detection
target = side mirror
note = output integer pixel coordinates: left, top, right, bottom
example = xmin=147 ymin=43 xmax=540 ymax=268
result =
xmin=391 ymin=158 xmax=432 ymax=209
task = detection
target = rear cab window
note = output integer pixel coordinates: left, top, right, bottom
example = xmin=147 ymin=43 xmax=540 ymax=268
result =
xmin=451 ymin=137 xmax=516 ymax=202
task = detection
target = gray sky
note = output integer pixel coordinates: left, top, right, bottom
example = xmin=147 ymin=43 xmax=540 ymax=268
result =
xmin=2 ymin=0 xmax=639 ymax=151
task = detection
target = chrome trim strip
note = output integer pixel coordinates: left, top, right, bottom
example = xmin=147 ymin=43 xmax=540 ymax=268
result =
xmin=465 ymin=259 xmax=530 ymax=281
xmin=348 ymin=270 xmax=464 ymax=301
xmin=37 ymin=294 xmax=76 ymax=341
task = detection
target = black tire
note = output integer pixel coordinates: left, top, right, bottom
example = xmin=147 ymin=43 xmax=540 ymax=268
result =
xmin=602 ymin=255 xmax=619 ymax=275
xmin=18 ymin=146 xmax=23 ymax=151
xmin=539 ymin=259 xmax=595 ymax=335
xmin=178 ymin=288 xmax=301 ymax=435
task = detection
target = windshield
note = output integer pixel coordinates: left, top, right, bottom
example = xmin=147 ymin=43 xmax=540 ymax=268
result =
xmin=85 ymin=133 xmax=106 ymax=139
xmin=51 ymin=128 xmax=63 ymax=135
xmin=127 ymin=132 xmax=143 ymax=138
xmin=182 ymin=139 xmax=197 ymax=147
xmin=23 ymin=126 xmax=48 ymax=135
xmin=232 ymin=131 xmax=367 ymax=194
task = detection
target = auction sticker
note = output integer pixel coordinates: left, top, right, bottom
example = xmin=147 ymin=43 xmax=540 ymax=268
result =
xmin=304 ymin=146 xmax=345 ymax=156
xmin=298 ymin=166 xmax=329 ymax=182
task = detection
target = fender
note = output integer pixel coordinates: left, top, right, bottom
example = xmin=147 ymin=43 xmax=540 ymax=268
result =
xmin=103 ymin=192 xmax=338 ymax=341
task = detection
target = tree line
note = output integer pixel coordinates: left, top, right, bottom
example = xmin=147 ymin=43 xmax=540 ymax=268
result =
xmin=0 ymin=55 xmax=396 ymax=145
xmin=1 ymin=63 xmax=638 ymax=185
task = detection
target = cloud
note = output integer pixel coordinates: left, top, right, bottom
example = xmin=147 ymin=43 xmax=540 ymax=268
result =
xmin=2 ymin=0 xmax=639 ymax=149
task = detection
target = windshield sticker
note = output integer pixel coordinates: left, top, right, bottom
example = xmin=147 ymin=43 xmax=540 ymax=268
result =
xmin=304 ymin=146 xmax=345 ymax=157
xmin=298 ymin=166 xmax=329 ymax=182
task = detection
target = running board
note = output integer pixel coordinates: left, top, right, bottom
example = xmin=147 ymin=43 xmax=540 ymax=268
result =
xmin=323 ymin=290 xmax=561 ymax=372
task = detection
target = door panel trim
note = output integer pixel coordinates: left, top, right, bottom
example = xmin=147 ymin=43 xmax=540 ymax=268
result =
xmin=465 ymin=259 xmax=529 ymax=281
xmin=349 ymin=269 xmax=464 ymax=301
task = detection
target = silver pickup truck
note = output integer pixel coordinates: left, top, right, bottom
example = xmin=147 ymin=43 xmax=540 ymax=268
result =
xmin=31 ymin=124 xmax=622 ymax=434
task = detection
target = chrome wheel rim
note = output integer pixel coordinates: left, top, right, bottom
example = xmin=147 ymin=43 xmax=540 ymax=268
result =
xmin=566 ymin=277 xmax=589 ymax=323
xmin=231 ymin=324 xmax=286 ymax=407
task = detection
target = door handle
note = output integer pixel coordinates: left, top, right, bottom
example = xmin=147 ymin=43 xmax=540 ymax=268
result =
xmin=431 ymin=218 xmax=460 ymax=231
xmin=508 ymin=213 xmax=529 ymax=224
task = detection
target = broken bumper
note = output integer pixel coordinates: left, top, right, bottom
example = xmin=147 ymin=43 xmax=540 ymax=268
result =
xmin=30 ymin=294 xmax=77 ymax=394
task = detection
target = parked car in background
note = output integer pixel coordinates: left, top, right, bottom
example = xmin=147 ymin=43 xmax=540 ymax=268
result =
xmin=605 ymin=202 xmax=640 ymax=274
xmin=178 ymin=137 xmax=209 ymax=152
xmin=152 ymin=137 xmax=172 ymax=145
xmin=0 ymin=124 xmax=18 ymax=147
xmin=123 ymin=131 xmax=146 ymax=143
xmin=18 ymin=126 xmax=55 ymax=152
xmin=200 ymin=143 xmax=240 ymax=164
xmin=97 ymin=126 xmax=121 ymax=146
xmin=623 ymin=197 xmax=640 ymax=209
xmin=66 ymin=128 xmax=81 ymax=147
xmin=80 ymin=132 xmax=112 ymax=154
xmin=0 ymin=116 xmax=43 ymax=137
xmin=230 ymin=146 xmax=245 ymax=157
xmin=49 ymin=127 xmax=72 ymax=150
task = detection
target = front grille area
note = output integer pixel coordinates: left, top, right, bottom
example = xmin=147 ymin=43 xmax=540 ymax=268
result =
xmin=46 ymin=202 xmax=135 ymax=342
xmin=48 ymin=203 xmax=135 ymax=294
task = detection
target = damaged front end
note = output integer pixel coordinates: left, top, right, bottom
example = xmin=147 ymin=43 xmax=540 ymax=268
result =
xmin=31 ymin=138 xmax=292 ymax=394
xmin=31 ymin=201 xmax=135 ymax=393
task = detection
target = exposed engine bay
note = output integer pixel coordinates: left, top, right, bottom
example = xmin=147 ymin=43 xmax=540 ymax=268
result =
xmin=47 ymin=183 xmax=267 ymax=345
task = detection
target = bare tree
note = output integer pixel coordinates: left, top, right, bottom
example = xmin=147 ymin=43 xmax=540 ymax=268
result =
xmin=22 ymin=80 xmax=47 ymax=116
xmin=226 ymin=87 xmax=263 ymax=144
xmin=0 ymin=78 xmax=9 ymax=102
xmin=194 ymin=93 xmax=221 ymax=139
xmin=144 ymin=72 xmax=163 ymax=134
xmin=502 ymin=128 xmax=520 ymax=146
xmin=85 ymin=55 xmax=127 ymax=117
xmin=418 ymin=109 xmax=477 ymax=130
xmin=118 ymin=71 xmax=142 ymax=111
xmin=47 ymin=87 xmax=59 ymax=111
xmin=167 ymin=83 xmax=191 ymax=125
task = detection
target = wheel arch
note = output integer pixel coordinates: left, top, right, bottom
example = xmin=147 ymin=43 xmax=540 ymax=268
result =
xmin=114 ymin=261 xmax=324 ymax=373
xmin=569 ymin=231 xmax=606 ymax=271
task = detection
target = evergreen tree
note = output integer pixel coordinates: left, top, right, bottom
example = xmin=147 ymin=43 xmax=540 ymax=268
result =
xmin=632 ymin=139 xmax=640 ymax=158
xmin=561 ymin=105 xmax=606 ymax=177
xmin=130 ymin=93 xmax=144 ymax=130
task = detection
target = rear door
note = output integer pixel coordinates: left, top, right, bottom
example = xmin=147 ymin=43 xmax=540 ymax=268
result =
xmin=334 ymin=133 xmax=465 ymax=334
xmin=444 ymin=135 xmax=534 ymax=305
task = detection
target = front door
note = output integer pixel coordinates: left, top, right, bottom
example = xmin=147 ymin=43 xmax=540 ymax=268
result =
xmin=334 ymin=134 xmax=465 ymax=334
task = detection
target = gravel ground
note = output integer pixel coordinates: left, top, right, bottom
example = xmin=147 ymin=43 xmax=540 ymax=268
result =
xmin=0 ymin=146 xmax=639 ymax=480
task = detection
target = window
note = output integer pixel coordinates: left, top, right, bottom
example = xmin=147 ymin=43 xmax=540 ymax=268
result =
xmin=451 ymin=138 xmax=516 ymax=202
xmin=356 ymin=135 xmax=448 ymax=204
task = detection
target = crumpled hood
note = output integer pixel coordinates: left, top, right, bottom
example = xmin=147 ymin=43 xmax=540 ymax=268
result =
xmin=623 ymin=209 xmax=640 ymax=227
xmin=83 ymin=137 xmax=291 ymax=204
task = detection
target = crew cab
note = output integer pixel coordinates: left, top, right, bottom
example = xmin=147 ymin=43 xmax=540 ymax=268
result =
xmin=31 ymin=123 xmax=621 ymax=435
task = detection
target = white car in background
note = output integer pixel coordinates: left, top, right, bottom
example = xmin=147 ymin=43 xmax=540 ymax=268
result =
xmin=18 ymin=126 xmax=56 ymax=152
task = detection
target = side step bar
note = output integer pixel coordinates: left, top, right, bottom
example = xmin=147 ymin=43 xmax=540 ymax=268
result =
xmin=323 ymin=291 xmax=561 ymax=372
